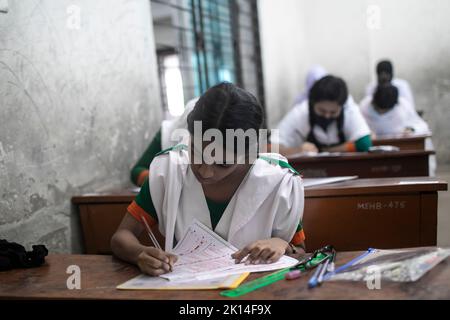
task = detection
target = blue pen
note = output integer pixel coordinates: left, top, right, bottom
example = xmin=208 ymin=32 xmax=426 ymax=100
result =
xmin=317 ymin=258 xmax=330 ymax=285
xmin=308 ymin=262 xmax=324 ymax=288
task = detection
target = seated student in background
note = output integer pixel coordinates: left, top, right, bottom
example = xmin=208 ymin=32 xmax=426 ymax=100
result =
xmin=360 ymin=84 xmax=436 ymax=175
xmin=130 ymin=98 xmax=198 ymax=186
xmin=292 ymin=65 xmax=328 ymax=106
xmin=365 ymin=60 xmax=415 ymax=110
xmin=360 ymin=84 xmax=430 ymax=136
xmin=274 ymin=75 xmax=372 ymax=156
xmin=111 ymin=82 xmax=305 ymax=276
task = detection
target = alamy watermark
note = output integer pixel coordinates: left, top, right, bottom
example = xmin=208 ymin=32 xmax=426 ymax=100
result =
xmin=366 ymin=4 xmax=381 ymax=30
xmin=66 ymin=4 xmax=81 ymax=30
xmin=66 ymin=264 xmax=81 ymax=290
xmin=170 ymin=122 xmax=279 ymax=165
xmin=366 ymin=265 xmax=381 ymax=290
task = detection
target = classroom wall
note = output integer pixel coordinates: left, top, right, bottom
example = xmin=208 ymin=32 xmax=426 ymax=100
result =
xmin=259 ymin=0 xmax=450 ymax=164
xmin=0 ymin=0 xmax=162 ymax=253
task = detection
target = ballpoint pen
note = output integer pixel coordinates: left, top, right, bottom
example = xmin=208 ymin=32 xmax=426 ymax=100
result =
xmin=308 ymin=262 xmax=324 ymax=288
xmin=140 ymin=214 xmax=161 ymax=250
xmin=139 ymin=214 xmax=174 ymax=271
xmin=317 ymin=258 xmax=330 ymax=285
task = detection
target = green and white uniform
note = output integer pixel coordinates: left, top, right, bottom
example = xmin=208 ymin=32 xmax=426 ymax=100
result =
xmin=128 ymin=144 xmax=305 ymax=251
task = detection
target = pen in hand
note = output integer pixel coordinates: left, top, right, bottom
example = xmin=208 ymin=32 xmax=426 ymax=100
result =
xmin=139 ymin=214 xmax=174 ymax=272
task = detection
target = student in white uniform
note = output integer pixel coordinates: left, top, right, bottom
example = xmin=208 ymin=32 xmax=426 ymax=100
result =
xmin=292 ymin=65 xmax=328 ymax=106
xmin=130 ymin=98 xmax=198 ymax=186
xmin=365 ymin=60 xmax=415 ymax=110
xmin=360 ymin=84 xmax=436 ymax=175
xmin=274 ymin=75 xmax=372 ymax=155
xmin=112 ymin=82 xmax=305 ymax=276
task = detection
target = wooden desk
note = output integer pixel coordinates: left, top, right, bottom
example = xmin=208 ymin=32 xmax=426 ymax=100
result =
xmin=303 ymin=177 xmax=447 ymax=251
xmin=373 ymin=134 xmax=430 ymax=151
xmin=1 ymin=251 xmax=449 ymax=299
xmin=72 ymin=177 xmax=447 ymax=254
xmin=288 ymin=150 xmax=433 ymax=178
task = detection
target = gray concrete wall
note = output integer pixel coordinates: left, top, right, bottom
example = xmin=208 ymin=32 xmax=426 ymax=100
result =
xmin=259 ymin=0 xmax=450 ymax=165
xmin=0 ymin=0 xmax=162 ymax=253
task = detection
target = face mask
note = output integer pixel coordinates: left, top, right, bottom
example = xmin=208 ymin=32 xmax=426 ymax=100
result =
xmin=315 ymin=115 xmax=336 ymax=131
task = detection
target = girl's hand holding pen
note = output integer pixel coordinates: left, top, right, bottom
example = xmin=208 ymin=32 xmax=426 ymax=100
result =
xmin=137 ymin=247 xmax=178 ymax=276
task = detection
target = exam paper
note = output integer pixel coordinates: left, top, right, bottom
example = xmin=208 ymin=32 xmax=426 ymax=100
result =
xmin=160 ymin=220 xmax=298 ymax=281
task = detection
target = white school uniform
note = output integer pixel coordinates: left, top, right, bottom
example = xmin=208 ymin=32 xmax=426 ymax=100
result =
xmin=360 ymin=96 xmax=429 ymax=136
xmin=160 ymin=98 xmax=198 ymax=149
xmin=365 ymin=78 xmax=415 ymax=110
xmin=359 ymin=96 xmax=436 ymax=176
xmin=274 ymin=97 xmax=371 ymax=148
xmin=148 ymin=146 xmax=304 ymax=251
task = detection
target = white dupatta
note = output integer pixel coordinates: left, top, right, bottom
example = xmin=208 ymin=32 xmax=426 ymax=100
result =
xmin=149 ymin=148 xmax=304 ymax=251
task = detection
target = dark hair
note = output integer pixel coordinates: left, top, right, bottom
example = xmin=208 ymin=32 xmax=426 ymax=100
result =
xmin=308 ymin=75 xmax=348 ymax=108
xmin=373 ymin=84 xmax=399 ymax=111
xmin=307 ymin=76 xmax=348 ymax=149
xmin=376 ymin=60 xmax=393 ymax=76
xmin=187 ymin=82 xmax=264 ymax=152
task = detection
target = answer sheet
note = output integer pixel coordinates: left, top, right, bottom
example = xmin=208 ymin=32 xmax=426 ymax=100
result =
xmin=160 ymin=220 xmax=298 ymax=281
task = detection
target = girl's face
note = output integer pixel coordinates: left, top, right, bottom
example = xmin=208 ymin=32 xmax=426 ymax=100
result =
xmin=374 ymin=106 xmax=391 ymax=115
xmin=377 ymin=71 xmax=393 ymax=85
xmin=189 ymin=140 xmax=245 ymax=185
xmin=313 ymin=101 xmax=342 ymax=119
xmin=313 ymin=101 xmax=342 ymax=130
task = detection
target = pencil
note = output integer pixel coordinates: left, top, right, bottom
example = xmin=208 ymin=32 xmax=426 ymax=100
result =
xmin=140 ymin=214 xmax=161 ymax=250
xmin=139 ymin=215 xmax=174 ymax=272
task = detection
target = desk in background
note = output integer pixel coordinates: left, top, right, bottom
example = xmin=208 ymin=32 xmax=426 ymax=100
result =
xmin=72 ymin=177 xmax=447 ymax=254
xmin=288 ymin=150 xmax=433 ymax=178
xmin=303 ymin=177 xmax=447 ymax=251
xmin=372 ymin=134 xmax=430 ymax=151
xmin=0 ymin=251 xmax=449 ymax=299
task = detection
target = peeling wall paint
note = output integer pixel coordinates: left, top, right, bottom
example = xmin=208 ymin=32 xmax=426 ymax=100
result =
xmin=0 ymin=0 xmax=162 ymax=253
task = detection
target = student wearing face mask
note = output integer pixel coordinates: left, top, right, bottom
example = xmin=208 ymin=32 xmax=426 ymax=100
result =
xmin=111 ymin=82 xmax=305 ymax=276
xmin=274 ymin=75 xmax=372 ymax=155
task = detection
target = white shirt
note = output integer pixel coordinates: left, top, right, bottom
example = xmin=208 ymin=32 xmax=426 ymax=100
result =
xmin=274 ymin=97 xmax=371 ymax=148
xmin=365 ymin=78 xmax=415 ymax=110
xmin=359 ymin=96 xmax=436 ymax=176
xmin=359 ymin=96 xmax=430 ymax=136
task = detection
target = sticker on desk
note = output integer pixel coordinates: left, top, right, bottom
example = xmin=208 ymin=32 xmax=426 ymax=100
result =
xmin=357 ymin=201 xmax=406 ymax=210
